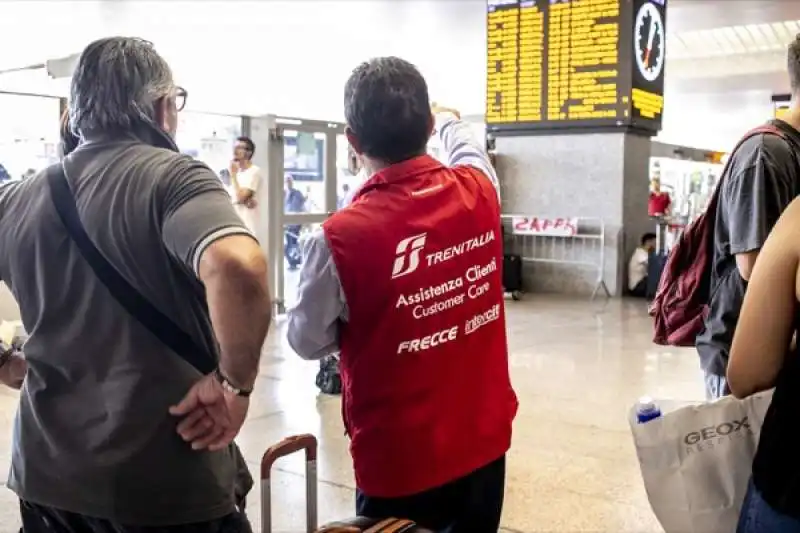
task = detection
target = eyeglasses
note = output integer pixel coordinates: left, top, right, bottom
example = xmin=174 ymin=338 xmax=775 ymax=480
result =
xmin=175 ymin=86 xmax=188 ymax=112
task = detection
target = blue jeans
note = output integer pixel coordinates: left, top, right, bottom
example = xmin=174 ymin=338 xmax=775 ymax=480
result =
xmin=705 ymin=372 xmax=729 ymax=401
xmin=738 ymin=480 xmax=800 ymax=533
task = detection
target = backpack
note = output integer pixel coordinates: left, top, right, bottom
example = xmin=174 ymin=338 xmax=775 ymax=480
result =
xmin=650 ymin=124 xmax=790 ymax=346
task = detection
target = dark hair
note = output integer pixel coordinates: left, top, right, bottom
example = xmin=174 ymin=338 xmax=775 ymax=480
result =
xmin=344 ymin=57 xmax=431 ymax=163
xmin=641 ymin=233 xmax=657 ymax=246
xmin=237 ymin=136 xmax=255 ymax=158
xmin=69 ymin=37 xmax=173 ymax=136
xmin=789 ymin=34 xmax=800 ymax=92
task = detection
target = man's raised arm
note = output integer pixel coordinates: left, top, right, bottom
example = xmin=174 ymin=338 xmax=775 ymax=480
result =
xmin=432 ymin=104 xmax=500 ymax=199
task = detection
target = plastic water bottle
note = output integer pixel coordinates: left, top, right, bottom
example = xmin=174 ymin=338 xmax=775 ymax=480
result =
xmin=636 ymin=396 xmax=662 ymax=424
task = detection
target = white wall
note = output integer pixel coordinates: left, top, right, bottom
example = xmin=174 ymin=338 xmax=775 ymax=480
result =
xmin=0 ymin=284 xmax=20 ymax=322
xmin=0 ymin=0 xmax=489 ymax=119
xmin=656 ymin=89 xmax=776 ymax=152
xmin=0 ymin=0 xmax=789 ymax=152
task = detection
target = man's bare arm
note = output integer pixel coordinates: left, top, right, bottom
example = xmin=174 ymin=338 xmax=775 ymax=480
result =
xmin=735 ymin=250 xmax=759 ymax=281
xmin=199 ymin=234 xmax=271 ymax=389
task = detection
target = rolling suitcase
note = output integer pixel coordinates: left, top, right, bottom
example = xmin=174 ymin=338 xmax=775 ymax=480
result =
xmin=261 ymin=434 xmax=433 ymax=532
xmin=262 ymin=434 xmax=318 ymax=533
xmin=646 ymin=250 xmax=667 ymax=300
xmin=502 ymin=254 xmax=523 ymax=300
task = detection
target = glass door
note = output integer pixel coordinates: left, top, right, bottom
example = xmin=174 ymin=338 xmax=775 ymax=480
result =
xmin=282 ymin=129 xmax=327 ymax=310
xmin=260 ymin=116 xmax=345 ymax=314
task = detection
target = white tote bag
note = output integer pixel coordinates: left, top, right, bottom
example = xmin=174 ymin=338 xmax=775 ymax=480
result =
xmin=630 ymin=390 xmax=774 ymax=533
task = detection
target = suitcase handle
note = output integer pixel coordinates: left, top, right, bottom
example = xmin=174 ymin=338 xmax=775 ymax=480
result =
xmin=261 ymin=434 xmax=318 ymax=533
xmin=261 ymin=433 xmax=318 ymax=479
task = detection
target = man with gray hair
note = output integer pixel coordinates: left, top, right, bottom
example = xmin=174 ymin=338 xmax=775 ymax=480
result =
xmin=0 ymin=37 xmax=270 ymax=531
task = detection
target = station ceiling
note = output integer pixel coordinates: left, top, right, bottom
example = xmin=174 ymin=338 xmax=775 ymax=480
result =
xmin=0 ymin=0 xmax=798 ymax=150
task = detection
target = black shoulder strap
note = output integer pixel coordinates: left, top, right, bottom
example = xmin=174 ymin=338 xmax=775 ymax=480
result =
xmin=46 ymin=164 xmax=215 ymax=374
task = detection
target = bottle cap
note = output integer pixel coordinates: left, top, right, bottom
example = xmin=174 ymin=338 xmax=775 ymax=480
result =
xmin=638 ymin=396 xmax=657 ymax=412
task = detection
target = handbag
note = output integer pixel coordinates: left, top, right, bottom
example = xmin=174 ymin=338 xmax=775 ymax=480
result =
xmin=629 ymin=390 xmax=774 ymax=533
xmin=45 ymin=164 xmax=254 ymax=511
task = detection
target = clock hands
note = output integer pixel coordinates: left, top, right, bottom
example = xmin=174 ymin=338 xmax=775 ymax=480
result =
xmin=644 ymin=17 xmax=658 ymax=69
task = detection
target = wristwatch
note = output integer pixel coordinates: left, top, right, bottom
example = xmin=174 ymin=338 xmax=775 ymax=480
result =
xmin=0 ymin=343 xmax=15 ymax=370
xmin=213 ymin=367 xmax=253 ymax=397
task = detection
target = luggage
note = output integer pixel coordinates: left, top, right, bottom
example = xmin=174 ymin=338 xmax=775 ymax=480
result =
xmin=629 ymin=390 xmax=773 ymax=533
xmin=646 ymin=250 xmax=667 ymax=300
xmin=502 ymin=254 xmax=522 ymax=300
xmin=316 ymin=355 xmax=342 ymax=395
xmin=650 ymin=125 xmax=790 ymax=346
xmin=261 ymin=434 xmax=433 ymax=532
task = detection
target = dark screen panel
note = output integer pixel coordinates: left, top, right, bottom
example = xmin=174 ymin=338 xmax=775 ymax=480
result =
xmin=486 ymin=0 xmax=668 ymax=134
xmin=545 ymin=0 xmax=626 ymax=125
xmin=486 ymin=0 xmax=521 ymax=125
xmin=629 ymin=0 xmax=667 ymax=130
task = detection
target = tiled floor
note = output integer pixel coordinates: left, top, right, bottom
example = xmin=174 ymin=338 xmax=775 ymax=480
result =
xmin=0 ymin=295 xmax=706 ymax=532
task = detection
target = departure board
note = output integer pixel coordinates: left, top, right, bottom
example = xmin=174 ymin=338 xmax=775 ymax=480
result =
xmin=773 ymin=94 xmax=791 ymax=121
xmin=486 ymin=0 xmax=667 ymax=134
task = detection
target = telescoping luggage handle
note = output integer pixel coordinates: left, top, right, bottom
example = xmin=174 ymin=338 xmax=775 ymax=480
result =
xmin=261 ymin=434 xmax=318 ymax=533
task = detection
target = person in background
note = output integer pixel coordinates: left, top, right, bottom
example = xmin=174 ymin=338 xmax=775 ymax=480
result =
xmin=338 ymin=183 xmax=351 ymax=210
xmin=230 ymin=136 xmax=261 ymax=233
xmin=726 ymin=35 xmax=800 ymax=533
xmin=648 ymin=177 xmax=672 ymax=216
xmin=341 ymin=148 xmax=369 ymax=208
xmin=284 ymin=175 xmax=305 ymax=270
xmin=304 ymin=185 xmax=319 ymax=212
xmin=287 ymin=57 xmax=518 ymax=531
xmin=628 ymin=232 xmax=657 ymax=298
xmin=696 ymin=35 xmax=800 ymax=402
xmin=3 ymin=37 xmax=270 ymax=531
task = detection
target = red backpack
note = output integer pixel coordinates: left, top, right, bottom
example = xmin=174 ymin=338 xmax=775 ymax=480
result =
xmin=650 ymin=125 xmax=789 ymax=346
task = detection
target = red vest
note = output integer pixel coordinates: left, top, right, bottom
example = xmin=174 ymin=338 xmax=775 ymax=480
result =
xmin=323 ymin=155 xmax=518 ymax=497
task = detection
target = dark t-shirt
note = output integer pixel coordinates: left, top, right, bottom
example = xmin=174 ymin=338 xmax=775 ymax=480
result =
xmin=753 ymin=343 xmax=800 ymax=517
xmin=0 ymin=132 xmax=254 ymax=525
xmin=696 ymin=120 xmax=800 ymax=376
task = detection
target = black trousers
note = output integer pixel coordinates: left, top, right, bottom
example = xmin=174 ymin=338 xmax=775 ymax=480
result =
xmin=630 ymin=277 xmax=648 ymax=298
xmin=356 ymin=455 xmax=506 ymax=533
xmin=19 ymin=501 xmax=252 ymax=533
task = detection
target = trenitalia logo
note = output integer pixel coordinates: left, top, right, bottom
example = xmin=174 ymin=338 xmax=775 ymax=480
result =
xmin=391 ymin=233 xmax=427 ymax=279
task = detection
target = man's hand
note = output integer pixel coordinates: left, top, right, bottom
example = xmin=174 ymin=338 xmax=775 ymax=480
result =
xmin=431 ymin=102 xmax=461 ymax=119
xmin=236 ymin=188 xmax=255 ymax=206
xmin=0 ymin=353 xmax=25 ymax=390
xmin=169 ymin=373 xmax=250 ymax=451
xmin=229 ymin=160 xmax=240 ymax=178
